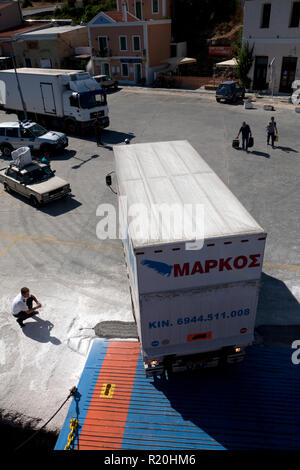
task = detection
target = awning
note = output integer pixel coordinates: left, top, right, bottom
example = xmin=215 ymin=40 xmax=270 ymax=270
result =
xmin=215 ymin=58 xmax=237 ymax=67
xmin=72 ymin=54 xmax=90 ymax=60
xmin=161 ymin=56 xmax=197 ymax=66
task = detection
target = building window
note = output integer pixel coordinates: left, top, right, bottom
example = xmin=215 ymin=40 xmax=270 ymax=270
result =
xmin=121 ymin=63 xmax=129 ymax=76
xmin=261 ymin=3 xmax=271 ymax=28
xmin=24 ymin=58 xmax=32 ymax=67
xmin=119 ymin=36 xmax=127 ymax=51
xmin=133 ymin=36 xmax=141 ymax=51
xmin=152 ymin=0 xmax=159 ymax=14
xmin=135 ymin=1 xmax=142 ymax=19
xmin=290 ymin=1 xmax=300 ymax=27
xmin=98 ymin=36 xmax=109 ymax=57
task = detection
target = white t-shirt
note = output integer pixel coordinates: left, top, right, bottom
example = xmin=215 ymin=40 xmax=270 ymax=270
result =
xmin=12 ymin=293 xmax=27 ymax=316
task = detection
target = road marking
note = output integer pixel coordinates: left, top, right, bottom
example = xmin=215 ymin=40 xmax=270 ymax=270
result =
xmin=0 ymin=239 xmax=18 ymax=257
xmin=0 ymin=233 xmax=299 ymax=271
xmin=263 ymin=262 xmax=300 ymax=272
xmin=0 ymin=232 xmax=122 ymax=253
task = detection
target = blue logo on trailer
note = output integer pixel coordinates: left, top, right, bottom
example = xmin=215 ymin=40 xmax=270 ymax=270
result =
xmin=151 ymin=341 xmax=159 ymax=347
xmin=141 ymin=260 xmax=173 ymax=277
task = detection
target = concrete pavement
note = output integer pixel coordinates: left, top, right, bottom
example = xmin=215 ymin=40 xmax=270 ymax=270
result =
xmin=0 ymin=86 xmax=299 ymax=435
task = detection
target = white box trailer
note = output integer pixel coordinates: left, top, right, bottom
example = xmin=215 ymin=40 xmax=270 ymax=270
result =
xmin=0 ymin=68 xmax=109 ymax=133
xmin=113 ymin=140 xmax=267 ymax=376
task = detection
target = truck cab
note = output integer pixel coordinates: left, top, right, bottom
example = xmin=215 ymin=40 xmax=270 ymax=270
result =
xmin=62 ymin=72 xmax=109 ymax=133
xmin=216 ymin=81 xmax=245 ymax=103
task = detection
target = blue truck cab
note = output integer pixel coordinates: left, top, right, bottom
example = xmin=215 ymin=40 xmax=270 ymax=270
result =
xmin=216 ymin=81 xmax=245 ymax=103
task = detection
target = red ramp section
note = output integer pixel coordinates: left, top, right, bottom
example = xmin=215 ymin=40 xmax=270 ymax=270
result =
xmin=77 ymin=341 xmax=140 ymax=450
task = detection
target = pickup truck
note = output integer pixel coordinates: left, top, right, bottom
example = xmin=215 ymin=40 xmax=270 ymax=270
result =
xmin=0 ymin=161 xmax=71 ymax=207
xmin=0 ymin=121 xmax=68 ymax=158
xmin=216 ymin=81 xmax=245 ymax=103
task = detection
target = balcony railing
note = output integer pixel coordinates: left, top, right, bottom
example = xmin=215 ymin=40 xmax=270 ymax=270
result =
xmin=93 ymin=48 xmax=112 ymax=58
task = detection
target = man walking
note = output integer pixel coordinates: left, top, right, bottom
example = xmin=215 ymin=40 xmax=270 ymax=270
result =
xmin=12 ymin=287 xmax=42 ymax=328
xmin=266 ymin=116 xmax=278 ymax=148
xmin=94 ymin=117 xmax=103 ymax=147
xmin=237 ymin=121 xmax=252 ymax=152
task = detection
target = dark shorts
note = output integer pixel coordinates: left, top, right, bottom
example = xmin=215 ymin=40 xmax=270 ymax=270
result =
xmin=13 ymin=297 xmax=34 ymax=322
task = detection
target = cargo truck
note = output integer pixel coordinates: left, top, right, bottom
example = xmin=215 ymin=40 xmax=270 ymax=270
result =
xmin=0 ymin=68 xmax=109 ymax=134
xmin=109 ymin=140 xmax=267 ymax=377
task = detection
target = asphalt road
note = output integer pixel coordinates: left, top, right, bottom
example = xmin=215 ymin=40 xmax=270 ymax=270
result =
xmin=0 ymin=87 xmax=299 ymax=432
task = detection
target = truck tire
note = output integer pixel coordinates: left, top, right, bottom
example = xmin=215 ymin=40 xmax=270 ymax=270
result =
xmin=65 ymin=119 xmax=78 ymax=135
xmin=30 ymin=195 xmax=40 ymax=208
xmin=216 ymin=98 xmax=221 ymax=103
xmin=1 ymin=144 xmax=13 ymax=157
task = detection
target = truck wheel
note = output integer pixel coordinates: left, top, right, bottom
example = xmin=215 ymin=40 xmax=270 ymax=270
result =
xmin=65 ymin=120 xmax=78 ymax=135
xmin=1 ymin=144 xmax=13 ymax=157
xmin=216 ymin=98 xmax=221 ymax=103
xmin=30 ymin=196 xmax=40 ymax=208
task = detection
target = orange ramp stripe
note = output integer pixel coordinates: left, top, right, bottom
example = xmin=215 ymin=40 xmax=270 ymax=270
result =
xmin=77 ymin=341 xmax=140 ymax=450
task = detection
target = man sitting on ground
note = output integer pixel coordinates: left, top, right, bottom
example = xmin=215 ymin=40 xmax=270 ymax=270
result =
xmin=12 ymin=287 xmax=42 ymax=328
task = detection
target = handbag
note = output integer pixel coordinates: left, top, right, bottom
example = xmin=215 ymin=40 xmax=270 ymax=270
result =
xmin=275 ymin=135 xmax=279 ymax=142
xmin=248 ymin=136 xmax=254 ymax=148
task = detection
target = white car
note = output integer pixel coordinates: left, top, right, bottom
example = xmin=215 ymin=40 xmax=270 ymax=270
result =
xmin=0 ymin=121 xmax=68 ymax=158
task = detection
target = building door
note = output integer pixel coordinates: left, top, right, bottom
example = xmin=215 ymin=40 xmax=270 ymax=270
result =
xmin=135 ymin=63 xmax=142 ymax=83
xmin=253 ymin=56 xmax=268 ymax=90
xmin=102 ymin=62 xmax=110 ymax=76
xmin=279 ymin=57 xmax=297 ymax=93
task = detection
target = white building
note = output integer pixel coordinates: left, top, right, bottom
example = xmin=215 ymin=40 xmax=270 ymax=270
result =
xmin=243 ymin=0 xmax=300 ymax=93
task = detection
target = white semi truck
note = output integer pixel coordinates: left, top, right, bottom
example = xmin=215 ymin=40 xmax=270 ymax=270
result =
xmin=111 ymin=140 xmax=267 ymax=377
xmin=0 ymin=68 xmax=109 ymax=134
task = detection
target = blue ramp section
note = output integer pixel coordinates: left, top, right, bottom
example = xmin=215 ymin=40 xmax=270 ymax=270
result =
xmin=122 ymin=345 xmax=300 ymax=450
xmin=55 ymin=342 xmax=300 ymax=450
xmin=55 ymin=339 xmax=108 ymax=451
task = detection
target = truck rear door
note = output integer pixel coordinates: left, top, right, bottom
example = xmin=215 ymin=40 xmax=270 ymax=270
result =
xmin=40 ymin=83 xmax=56 ymax=114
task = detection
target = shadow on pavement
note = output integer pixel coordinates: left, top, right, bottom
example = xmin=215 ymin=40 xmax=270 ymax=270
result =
xmin=274 ymin=145 xmax=299 ymax=153
xmin=5 ymin=191 xmax=81 ymax=215
xmin=22 ymin=316 xmax=60 ymax=345
xmin=50 ymin=149 xmax=77 ymax=161
xmin=71 ymin=153 xmax=102 ymax=170
xmin=73 ymin=129 xmax=136 ymax=146
xmin=256 ymin=272 xmax=300 ymax=334
xmin=40 ymin=196 xmax=81 ymax=216
xmin=251 ymin=150 xmax=270 ymax=158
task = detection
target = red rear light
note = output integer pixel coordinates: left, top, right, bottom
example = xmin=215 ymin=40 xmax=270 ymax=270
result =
xmin=240 ymin=328 xmax=247 ymax=334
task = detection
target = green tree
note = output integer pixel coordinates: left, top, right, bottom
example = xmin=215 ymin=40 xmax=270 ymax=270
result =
xmin=236 ymin=41 xmax=254 ymax=89
xmin=231 ymin=26 xmax=243 ymax=58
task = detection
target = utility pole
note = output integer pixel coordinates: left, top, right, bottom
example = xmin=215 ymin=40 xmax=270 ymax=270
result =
xmin=270 ymin=57 xmax=275 ymax=102
xmin=10 ymin=40 xmax=28 ymax=120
